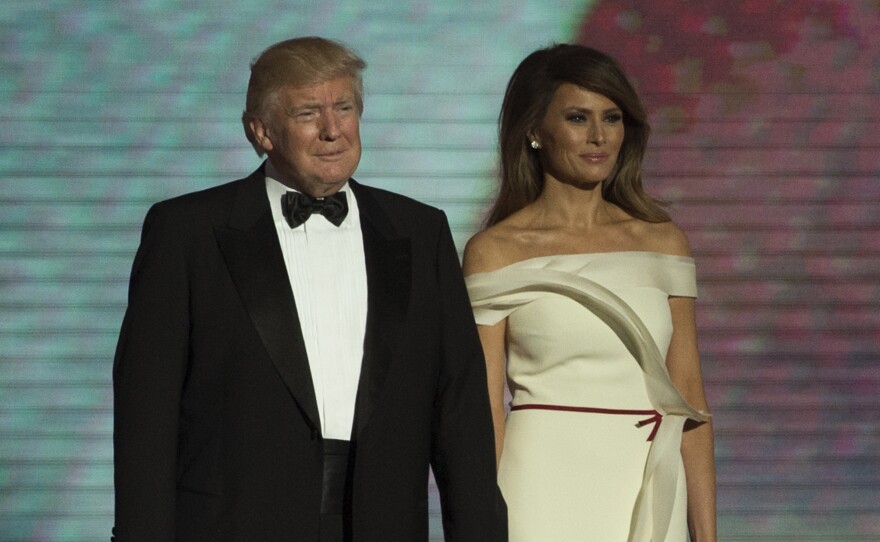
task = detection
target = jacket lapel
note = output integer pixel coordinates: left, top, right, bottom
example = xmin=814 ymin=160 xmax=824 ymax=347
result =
xmin=350 ymin=180 xmax=411 ymax=439
xmin=214 ymin=167 xmax=321 ymax=433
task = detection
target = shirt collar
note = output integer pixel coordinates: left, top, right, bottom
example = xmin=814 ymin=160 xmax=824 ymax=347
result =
xmin=263 ymin=162 xmax=360 ymax=230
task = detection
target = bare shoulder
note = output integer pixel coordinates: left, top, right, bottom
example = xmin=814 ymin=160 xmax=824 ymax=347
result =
xmin=628 ymin=219 xmax=692 ymax=257
xmin=649 ymin=220 xmax=692 ymax=257
xmin=462 ymin=226 xmax=510 ymax=276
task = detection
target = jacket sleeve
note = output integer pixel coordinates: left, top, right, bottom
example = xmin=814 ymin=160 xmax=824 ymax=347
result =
xmin=112 ymin=203 xmax=190 ymax=541
xmin=429 ymin=212 xmax=508 ymax=541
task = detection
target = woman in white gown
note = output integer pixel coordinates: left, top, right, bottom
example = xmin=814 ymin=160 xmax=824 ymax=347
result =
xmin=462 ymin=44 xmax=717 ymax=541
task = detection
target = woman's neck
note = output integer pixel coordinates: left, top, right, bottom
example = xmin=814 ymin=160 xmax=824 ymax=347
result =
xmin=531 ymin=177 xmax=617 ymax=229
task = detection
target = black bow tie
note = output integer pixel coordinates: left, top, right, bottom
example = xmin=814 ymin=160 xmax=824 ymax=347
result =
xmin=282 ymin=191 xmax=348 ymax=228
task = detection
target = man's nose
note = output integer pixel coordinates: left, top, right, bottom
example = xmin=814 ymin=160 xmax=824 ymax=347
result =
xmin=320 ymin=112 xmax=341 ymax=140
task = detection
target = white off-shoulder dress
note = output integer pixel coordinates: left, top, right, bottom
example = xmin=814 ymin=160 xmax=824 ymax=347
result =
xmin=466 ymin=252 xmax=709 ymax=542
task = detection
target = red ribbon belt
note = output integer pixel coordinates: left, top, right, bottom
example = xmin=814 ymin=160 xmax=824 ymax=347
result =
xmin=510 ymin=403 xmax=663 ymax=441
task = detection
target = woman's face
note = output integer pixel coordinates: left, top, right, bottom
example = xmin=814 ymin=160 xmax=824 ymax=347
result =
xmin=532 ymin=83 xmax=625 ymax=187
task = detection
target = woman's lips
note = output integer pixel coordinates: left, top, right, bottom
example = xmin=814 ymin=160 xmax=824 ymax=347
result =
xmin=581 ymin=153 xmax=608 ymax=163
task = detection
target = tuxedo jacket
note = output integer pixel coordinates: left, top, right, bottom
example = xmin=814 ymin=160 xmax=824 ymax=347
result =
xmin=112 ymin=166 xmax=507 ymax=541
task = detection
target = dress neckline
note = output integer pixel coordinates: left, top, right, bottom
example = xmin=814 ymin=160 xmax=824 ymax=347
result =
xmin=467 ymin=251 xmax=694 ymax=277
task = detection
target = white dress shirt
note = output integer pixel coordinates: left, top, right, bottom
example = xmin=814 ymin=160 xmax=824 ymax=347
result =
xmin=265 ymin=169 xmax=368 ymax=441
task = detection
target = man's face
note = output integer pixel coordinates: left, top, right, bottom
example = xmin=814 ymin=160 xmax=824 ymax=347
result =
xmin=255 ymin=76 xmax=362 ymax=196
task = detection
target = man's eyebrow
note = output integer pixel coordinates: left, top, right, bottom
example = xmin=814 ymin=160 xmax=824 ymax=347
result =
xmin=285 ymin=97 xmax=355 ymax=113
xmin=283 ymin=102 xmax=320 ymax=115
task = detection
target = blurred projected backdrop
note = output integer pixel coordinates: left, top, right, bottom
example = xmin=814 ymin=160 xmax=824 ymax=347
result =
xmin=1 ymin=0 xmax=878 ymax=540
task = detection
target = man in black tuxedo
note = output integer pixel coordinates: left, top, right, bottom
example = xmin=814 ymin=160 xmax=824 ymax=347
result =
xmin=112 ymin=36 xmax=506 ymax=541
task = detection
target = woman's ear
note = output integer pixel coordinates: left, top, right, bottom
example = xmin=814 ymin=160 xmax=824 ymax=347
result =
xmin=527 ymin=131 xmax=541 ymax=150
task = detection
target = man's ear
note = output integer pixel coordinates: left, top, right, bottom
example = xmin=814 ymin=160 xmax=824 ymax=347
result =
xmin=249 ymin=118 xmax=274 ymax=153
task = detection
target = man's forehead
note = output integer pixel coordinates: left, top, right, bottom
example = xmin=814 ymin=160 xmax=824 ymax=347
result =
xmin=282 ymin=77 xmax=356 ymax=105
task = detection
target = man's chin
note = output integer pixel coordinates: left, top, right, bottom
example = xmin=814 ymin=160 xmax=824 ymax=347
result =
xmin=306 ymin=175 xmax=354 ymax=196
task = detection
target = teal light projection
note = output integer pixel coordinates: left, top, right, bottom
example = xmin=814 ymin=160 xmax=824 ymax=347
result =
xmin=2 ymin=0 xmax=879 ymax=540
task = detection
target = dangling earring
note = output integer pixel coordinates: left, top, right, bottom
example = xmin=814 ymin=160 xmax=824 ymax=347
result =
xmin=530 ymin=140 xmax=540 ymax=150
